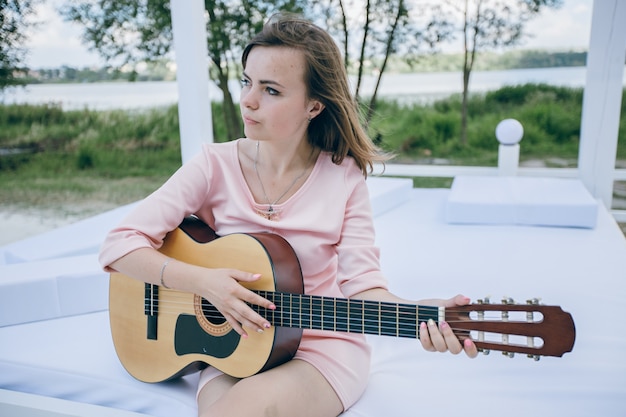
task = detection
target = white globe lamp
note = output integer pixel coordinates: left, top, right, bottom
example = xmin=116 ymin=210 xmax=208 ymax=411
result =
xmin=496 ymin=118 xmax=524 ymax=145
xmin=496 ymin=119 xmax=524 ymax=176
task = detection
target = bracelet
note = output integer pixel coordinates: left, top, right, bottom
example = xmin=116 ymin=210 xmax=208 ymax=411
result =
xmin=160 ymin=258 xmax=172 ymax=289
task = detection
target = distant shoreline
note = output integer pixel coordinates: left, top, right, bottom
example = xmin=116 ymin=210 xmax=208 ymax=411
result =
xmin=18 ymin=49 xmax=591 ymax=85
xmin=6 ymin=66 xmax=623 ymax=111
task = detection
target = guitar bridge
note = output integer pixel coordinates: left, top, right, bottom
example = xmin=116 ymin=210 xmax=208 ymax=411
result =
xmin=145 ymin=283 xmax=159 ymax=340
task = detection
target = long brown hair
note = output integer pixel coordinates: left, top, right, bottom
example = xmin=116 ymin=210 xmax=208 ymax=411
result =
xmin=242 ymin=14 xmax=390 ymax=177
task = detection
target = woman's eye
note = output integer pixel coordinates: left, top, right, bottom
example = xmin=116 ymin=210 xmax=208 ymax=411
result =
xmin=240 ymin=78 xmax=250 ymax=87
xmin=266 ymin=87 xmax=279 ymax=96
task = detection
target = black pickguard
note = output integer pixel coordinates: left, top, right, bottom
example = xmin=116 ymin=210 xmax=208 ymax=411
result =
xmin=174 ymin=314 xmax=240 ymax=358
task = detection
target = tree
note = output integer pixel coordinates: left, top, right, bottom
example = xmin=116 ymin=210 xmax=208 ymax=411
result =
xmin=60 ymin=0 xmax=306 ymax=140
xmin=61 ymin=0 xmax=452 ymax=140
xmin=313 ymin=0 xmax=453 ymax=124
xmin=360 ymin=0 xmax=453 ymax=122
xmin=0 ymin=0 xmax=39 ymax=92
xmin=444 ymin=0 xmax=562 ymax=145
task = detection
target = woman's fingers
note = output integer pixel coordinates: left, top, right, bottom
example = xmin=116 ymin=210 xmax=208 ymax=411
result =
xmin=420 ymin=318 xmax=478 ymax=358
xmin=209 ymin=269 xmax=275 ymax=337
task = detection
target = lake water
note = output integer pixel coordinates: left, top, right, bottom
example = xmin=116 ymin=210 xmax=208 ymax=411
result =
xmin=2 ymin=66 xmax=625 ymax=111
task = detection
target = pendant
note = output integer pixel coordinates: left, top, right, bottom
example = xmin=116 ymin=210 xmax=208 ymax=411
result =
xmin=256 ymin=205 xmax=281 ymax=221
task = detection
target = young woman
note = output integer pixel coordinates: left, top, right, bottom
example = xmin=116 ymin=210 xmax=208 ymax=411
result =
xmin=99 ymin=14 xmax=477 ymax=417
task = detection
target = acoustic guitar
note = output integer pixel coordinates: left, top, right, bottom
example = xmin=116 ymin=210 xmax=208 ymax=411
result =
xmin=109 ymin=217 xmax=576 ymax=383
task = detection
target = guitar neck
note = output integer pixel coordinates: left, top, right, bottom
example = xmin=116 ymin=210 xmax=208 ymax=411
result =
xmin=253 ymin=290 xmax=442 ymax=339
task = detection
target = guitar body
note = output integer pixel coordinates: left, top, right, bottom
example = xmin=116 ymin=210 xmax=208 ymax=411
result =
xmin=109 ymin=217 xmax=304 ymax=383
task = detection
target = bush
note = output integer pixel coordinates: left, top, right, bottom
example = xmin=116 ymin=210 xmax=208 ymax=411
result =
xmin=366 ymin=83 xmax=606 ymax=162
xmin=1 ymin=84 xmax=624 ymax=179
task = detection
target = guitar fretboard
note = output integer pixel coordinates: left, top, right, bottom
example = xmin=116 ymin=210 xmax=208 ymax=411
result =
xmin=252 ymin=291 xmax=442 ymax=339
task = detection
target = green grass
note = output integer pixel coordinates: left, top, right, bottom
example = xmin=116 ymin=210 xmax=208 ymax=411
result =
xmin=367 ymin=83 xmax=603 ymax=163
xmin=1 ymin=83 xmax=625 ymax=214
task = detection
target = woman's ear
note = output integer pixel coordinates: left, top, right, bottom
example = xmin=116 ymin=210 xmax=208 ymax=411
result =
xmin=307 ymin=100 xmax=325 ymax=121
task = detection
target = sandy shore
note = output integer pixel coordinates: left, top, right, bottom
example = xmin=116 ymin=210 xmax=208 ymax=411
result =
xmin=0 ymin=208 xmax=86 ymax=246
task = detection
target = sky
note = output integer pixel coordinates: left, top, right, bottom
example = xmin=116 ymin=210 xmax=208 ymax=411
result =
xmin=23 ymin=0 xmax=594 ymax=69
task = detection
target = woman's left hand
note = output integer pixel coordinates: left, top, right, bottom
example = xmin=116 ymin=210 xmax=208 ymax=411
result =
xmin=418 ymin=294 xmax=478 ymax=358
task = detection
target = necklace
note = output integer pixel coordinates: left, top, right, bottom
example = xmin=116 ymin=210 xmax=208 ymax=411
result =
xmin=253 ymin=141 xmax=313 ymax=221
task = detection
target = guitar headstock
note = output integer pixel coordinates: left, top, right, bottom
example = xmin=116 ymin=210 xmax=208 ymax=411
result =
xmin=446 ymin=297 xmax=576 ymax=360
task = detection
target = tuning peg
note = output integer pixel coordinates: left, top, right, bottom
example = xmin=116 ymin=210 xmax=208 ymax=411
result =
xmin=526 ymin=298 xmax=541 ymax=305
xmin=527 ymin=354 xmax=541 ymax=361
xmin=502 ymin=297 xmax=514 ymax=304
xmin=478 ymin=348 xmax=490 ymax=355
xmin=502 ymin=351 xmax=515 ymax=358
xmin=477 ymin=296 xmax=491 ymax=304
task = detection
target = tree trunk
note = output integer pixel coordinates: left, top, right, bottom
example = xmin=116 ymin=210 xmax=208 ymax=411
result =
xmin=338 ymin=0 xmax=349 ymax=70
xmin=215 ymin=69 xmax=243 ymax=140
xmin=366 ymin=0 xmax=403 ymax=123
xmin=461 ymin=64 xmax=470 ymax=146
xmin=355 ymin=0 xmax=371 ymax=100
xmin=460 ymin=0 xmax=480 ymax=146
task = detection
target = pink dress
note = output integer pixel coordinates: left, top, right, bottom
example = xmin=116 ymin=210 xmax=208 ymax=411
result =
xmin=99 ymin=139 xmax=388 ymax=409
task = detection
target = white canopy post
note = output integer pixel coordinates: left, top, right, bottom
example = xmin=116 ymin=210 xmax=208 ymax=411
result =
xmin=170 ymin=0 xmax=213 ymax=164
xmin=578 ymin=0 xmax=626 ymax=208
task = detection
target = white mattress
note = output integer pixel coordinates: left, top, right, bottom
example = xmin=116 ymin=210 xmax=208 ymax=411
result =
xmin=1 ymin=180 xmax=625 ymax=416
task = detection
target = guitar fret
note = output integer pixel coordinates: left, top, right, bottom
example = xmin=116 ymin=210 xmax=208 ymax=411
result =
xmin=348 ymin=300 xmax=364 ymax=333
xmin=291 ymin=293 xmax=300 ymax=329
xmin=283 ymin=292 xmax=289 ymax=327
xmin=269 ymin=291 xmax=276 ymax=324
xmin=380 ymin=302 xmax=398 ymax=337
xmin=278 ymin=292 xmax=284 ymax=328
xmin=416 ymin=305 xmax=440 ymax=339
xmin=361 ymin=300 xmax=365 ymax=333
xmin=301 ymin=295 xmax=311 ymax=329
xmin=398 ymin=304 xmax=418 ymax=338
xmin=323 ymin=297 xmax=335 ymax=331
xmin=378 ymin=302 xmax=381 ymax=335
xmin=276 ymin=292 xmax=284 ymax=327
xmin=285 ymin=293 xmax=291 ymax=327
xmin=311 ymin=296 xmax=322 ymax=330
xmin=363 ymin=300 xmax=380 ymax=335
xmin=396 ymin=304 xmax=399 ymax=336
xmin=295 ymin=294 xmax=300 ymax=328
xmin=336 ymin=298 xmax=348 ymax=332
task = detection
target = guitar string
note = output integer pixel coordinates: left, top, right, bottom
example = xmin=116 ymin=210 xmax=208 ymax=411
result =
xmin=146 ymin=292 xmax=537 ymax=317
xmin=145 ymin=293 xmax=538 ymax=320
xmin=142 ymin=303 xmax=539 ymax=346
xmin=143 ymin=297 xmax=536 ymax=334
xmin=142 ymin=289 xmax=549 ymax=350
xmin=137 ymin=310 xmax=534 ymax=351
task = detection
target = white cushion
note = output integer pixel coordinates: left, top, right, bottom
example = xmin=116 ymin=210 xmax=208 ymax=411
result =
xmin=445 ymin=176 xmax=599 ymax=228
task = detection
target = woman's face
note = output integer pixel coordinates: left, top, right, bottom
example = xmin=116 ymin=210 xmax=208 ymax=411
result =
xmin=240 ymin=46 xmax=317 ymax=144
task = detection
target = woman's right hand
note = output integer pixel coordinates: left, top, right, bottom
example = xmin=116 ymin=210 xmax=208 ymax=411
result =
xmin=110 ymin=249 xmax=275 ymax=338
xmin=195 ymin=267 xmax=276 ymax=338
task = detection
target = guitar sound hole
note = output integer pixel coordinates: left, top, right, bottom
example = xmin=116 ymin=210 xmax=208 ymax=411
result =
xmin=201 ymin=298 xmax=227 ymax=325
xmin=193 ymin=294 xmax=233 ymax=336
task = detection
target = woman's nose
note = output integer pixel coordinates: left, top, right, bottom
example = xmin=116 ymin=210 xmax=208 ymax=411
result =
xmin=240 ymin=87 xmax=258 ymax=109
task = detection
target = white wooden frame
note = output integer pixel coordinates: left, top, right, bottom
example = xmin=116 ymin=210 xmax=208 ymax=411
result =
xmin=170 ymin=0 xmax=213 ymax=164
xmin=578 ymin=0 xmax=626 ymax=221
